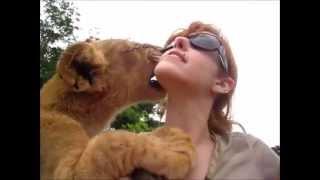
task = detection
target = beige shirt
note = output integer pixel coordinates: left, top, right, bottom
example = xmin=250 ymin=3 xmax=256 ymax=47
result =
xmin=206 ymin=132 xmax=280 ymax=180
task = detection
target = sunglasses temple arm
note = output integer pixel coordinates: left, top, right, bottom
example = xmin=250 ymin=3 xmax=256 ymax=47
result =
xmin=160 ymin=45 xmax=175 ymax=54
xmin=218 ymin=46 xmax=228 ymax=72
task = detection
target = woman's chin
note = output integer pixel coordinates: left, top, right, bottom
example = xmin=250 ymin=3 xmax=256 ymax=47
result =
xmin=155 ymin=72 xmax=188 ymax=92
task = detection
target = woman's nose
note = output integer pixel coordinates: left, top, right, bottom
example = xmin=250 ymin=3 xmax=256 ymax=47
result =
xmin=173 ymin=36 xmax=190 ymax=51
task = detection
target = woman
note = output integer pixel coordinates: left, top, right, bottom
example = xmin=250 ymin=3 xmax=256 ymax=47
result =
xmin=154 ymin=21 xmax=280 ymax=179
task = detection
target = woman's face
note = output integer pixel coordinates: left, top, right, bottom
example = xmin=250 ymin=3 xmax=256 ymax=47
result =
xmin=154 ymin=33 xmax=230 ymax=96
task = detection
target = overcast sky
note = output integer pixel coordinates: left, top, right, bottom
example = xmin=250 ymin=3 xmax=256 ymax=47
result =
xmin=70 ymin=0 xmax=280 ymax=146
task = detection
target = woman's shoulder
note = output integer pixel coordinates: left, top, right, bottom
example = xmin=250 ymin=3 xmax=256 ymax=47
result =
xmin=208 ymin=132 xmax=280 ymax=180
xmin=218 ymin=121 xmax=270 ymax=151
xmin=229 ymin=132 xmax=265 ymax=149
xmin=220 ymin=132 xmax=279 ymax=162
xmin=215 ymin=132 xmax=261 ymax=154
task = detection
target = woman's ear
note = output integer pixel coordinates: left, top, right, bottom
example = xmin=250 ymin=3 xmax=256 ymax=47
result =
xmin=210 ymin=76 xmax=235 ymax=94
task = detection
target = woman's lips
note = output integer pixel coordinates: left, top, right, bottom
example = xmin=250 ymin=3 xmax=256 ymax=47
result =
xmin=167 ymin=51 xmax=186 ymax=62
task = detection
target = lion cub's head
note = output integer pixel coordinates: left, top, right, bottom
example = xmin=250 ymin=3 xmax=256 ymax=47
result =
xmin=55 ymin=38 xmax=165 ymax=103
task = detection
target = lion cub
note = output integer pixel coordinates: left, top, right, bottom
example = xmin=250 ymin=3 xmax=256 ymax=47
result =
xmin=40 ymin=38 xmax=195 ymax=180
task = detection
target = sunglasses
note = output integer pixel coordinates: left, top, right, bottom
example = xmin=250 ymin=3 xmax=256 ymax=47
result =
xmin=160 ymin=32 xmax=228 ymax=73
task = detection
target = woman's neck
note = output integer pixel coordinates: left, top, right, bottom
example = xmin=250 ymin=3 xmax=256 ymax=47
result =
xmin=164 ymin=92 xmax=216 ymax=179
xmin=164 ymin=92 xmax=214 ymax=145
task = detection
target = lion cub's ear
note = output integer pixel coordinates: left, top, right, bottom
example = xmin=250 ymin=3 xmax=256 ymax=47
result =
xmin=57 ymin=41 xmax=108 ymax=92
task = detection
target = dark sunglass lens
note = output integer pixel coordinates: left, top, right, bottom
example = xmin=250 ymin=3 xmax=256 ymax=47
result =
xmin=190 ymin=34 xmax=228 ymax=72
xmin=190 ymin=34 xmax=220 ymax=51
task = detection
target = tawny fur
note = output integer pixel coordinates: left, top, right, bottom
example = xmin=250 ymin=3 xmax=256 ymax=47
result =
xmin=40 ymin=38 xmax=195 ymax=180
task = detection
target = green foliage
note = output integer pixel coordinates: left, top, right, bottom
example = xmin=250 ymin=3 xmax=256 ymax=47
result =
xmin=40 ymin=0 xmax=79 ymax=87
xmin=121 ymin=121 xmax=152 ymax=133
xmin=111 ymin=103 xmax=164 ymax=133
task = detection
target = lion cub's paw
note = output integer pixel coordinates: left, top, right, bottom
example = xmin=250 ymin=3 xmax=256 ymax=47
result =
xmin=137 ymin=127 xmax=196 ymax=179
